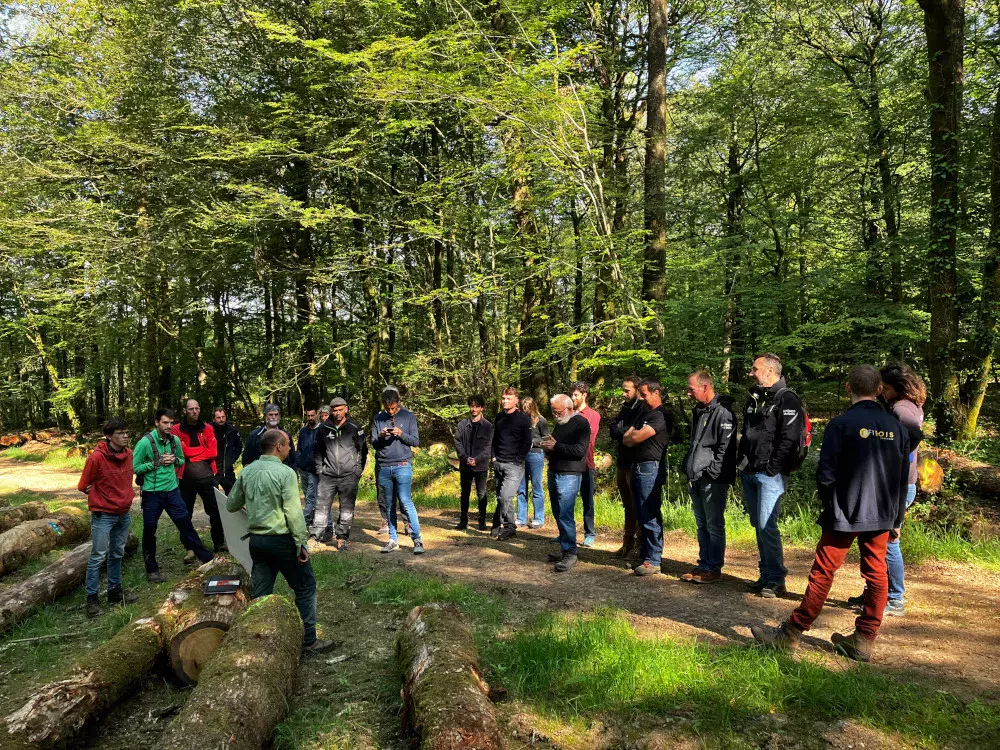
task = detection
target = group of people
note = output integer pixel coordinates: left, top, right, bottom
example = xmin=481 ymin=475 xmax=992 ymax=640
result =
xmin=75 ymin=352 xmax=924 ymax=661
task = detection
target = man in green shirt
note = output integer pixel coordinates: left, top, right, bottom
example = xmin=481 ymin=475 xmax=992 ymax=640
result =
xmin=133 ymin=409 xmax=215 ymax=582
xmin=227 ymin=428 xmax=334 ymax=654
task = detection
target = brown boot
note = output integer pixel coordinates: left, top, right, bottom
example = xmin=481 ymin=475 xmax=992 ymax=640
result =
xmin=831 ymin=631 xmax=874 ymax=662
xmin=750 ymin=622 xmax=802 ymax=651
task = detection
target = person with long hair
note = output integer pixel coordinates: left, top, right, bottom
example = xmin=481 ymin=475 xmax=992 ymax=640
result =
xmin=848 ymin=363 xmax=925 ymax=617
xmin=517 ymin=397 xmax=550 ymax=528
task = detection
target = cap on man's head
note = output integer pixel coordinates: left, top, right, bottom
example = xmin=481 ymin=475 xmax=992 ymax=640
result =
xmin=330 ymin=397 xmax=348 ymax=408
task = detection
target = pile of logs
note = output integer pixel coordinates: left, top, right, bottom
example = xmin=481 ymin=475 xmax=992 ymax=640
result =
xmin=0 ymin=506 xmax=91 ymax=576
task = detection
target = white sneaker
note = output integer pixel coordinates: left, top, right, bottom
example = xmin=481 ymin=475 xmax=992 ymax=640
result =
xmin=381 ymin=540 xmax=400 ymax=554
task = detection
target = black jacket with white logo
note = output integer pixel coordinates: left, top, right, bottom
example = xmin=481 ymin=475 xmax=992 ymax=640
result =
xmin=816 ymin=400 xmax=910 ymax=532
xmin=314 ymin=417 xmax=368 ymax=478
xmin=683 ymin=396 xmax=738 ymax=484
xmin=737 ymin=378 xmax=805 ymax=476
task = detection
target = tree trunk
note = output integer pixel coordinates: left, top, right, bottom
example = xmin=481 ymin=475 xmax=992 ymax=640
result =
xmin=159 ymin=561 xmax=250 ymax=684
xmin=0 ymin=506 xmax=90 ymax=577
xmin=1 ymin=615 xmax=169 ymax=749
xmin=918 ymin=0 xmax=965 ymax=440
xmin=158 ymin=594 xmax=302 ymax=750
xmin=642 ymin=0 xmax=669 ymax=314
xmin=0 ymin=501 xmax=50 ymax=534
xmin=722 ymin=137 xmax=745 ymax=385
xmin=0 ymin=535 xmax=137 ymax=635
xmin=396 ymin=603 xmax=505 ymax=750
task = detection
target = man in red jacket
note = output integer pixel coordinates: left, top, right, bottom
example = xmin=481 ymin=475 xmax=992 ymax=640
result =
xmin=173 ymin=399 xmax=226 ymax=556
xmin=78 ymin=418 xmax=138 ymax=618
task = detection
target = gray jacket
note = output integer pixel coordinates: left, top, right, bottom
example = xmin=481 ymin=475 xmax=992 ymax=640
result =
xmin=371 ymin=408 xmax=419 ymax=464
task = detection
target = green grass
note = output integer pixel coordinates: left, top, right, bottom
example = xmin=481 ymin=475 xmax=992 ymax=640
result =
xmin=1 ymin=445 xmax=88 ymax=471
xmin=485 ymin=609 xmax=1000 ymax=747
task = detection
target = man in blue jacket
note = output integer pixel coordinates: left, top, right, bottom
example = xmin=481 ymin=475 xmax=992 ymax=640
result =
xmin=751 ymin=365 xmax=911 ymax=662
xmin=371 ymin=387 xmax=423 ymax=554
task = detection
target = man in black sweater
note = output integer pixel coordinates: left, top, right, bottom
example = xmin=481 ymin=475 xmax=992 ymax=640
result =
xmin=490 ymin=386 xmax=533 ymax=540
xmin=454 ymin=394 xmax=494 ymax=530
xmin=540 ymin=393 xmax=591 ymax=572
xmin=608 ymin=375 xmax=644 ymax=558
xmin=211 ymin=407 xmax=243 ymax=494
xmin=751 ymin=365 xmax=911 ymax=662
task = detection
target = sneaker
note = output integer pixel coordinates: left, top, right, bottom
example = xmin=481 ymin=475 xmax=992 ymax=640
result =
xmin=302 ymin=638 xmax=338 ymax=656
xmin=381 ymin=541 xmax=400 ymax=554
xmin=378 ymin=524 xmax=390 ymax=535
xmin=884 ymin=599 xmax=905 ymax=617
xmin=86 ymin=594 xmax=101 ymax=619
xmin=527 ymin=521 xmax=538 ymax=529
xmin=497 ymin=528 xmax=517 ymax=541
xmin=455 ymin=519 xmax=468 ymax=530
xmin=634 ymin=562 xmax=660 ymax=577
xmin=690 ymin=570 xmax=722 ymax=584
xmin=413 ymin=540 xmax=425 ymax=555
xmin=750 ymin=622 xmax=802 ymax=651
xmin=759 ymin=582 xmax=787 ymax=599
xmin=183 ymin=550 xmax=197 ymax=565
xmin=146 ymin=571 xmax=167 ymax=584
xmin=681 ymin=568 xmax=706 ymax=582
xmin=107 ymin=586 xmax=139 ymax=605
xmin=554 ymin=554 xmax=578 ymax=572
xmin=831 ymin=631 xmax=873 ymax=662
xmin=490 ymin=527 xmax=501 ymax=539
xmin=581 ymin=534 xmax=596 ymax=548
xmin=547 ymin=551 xmax=564 ymax=562
xmin=747 ymin=577 xmax=767 ymax=593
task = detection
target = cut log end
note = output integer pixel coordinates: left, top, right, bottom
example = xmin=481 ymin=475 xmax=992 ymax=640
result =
xmin=170 ymin=622 xmax=228 ymax=684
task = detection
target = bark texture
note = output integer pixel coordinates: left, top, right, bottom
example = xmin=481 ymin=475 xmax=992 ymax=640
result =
xmin=396 ymin=603 xmax=505 ymax=750
xmin=158 ymin=594 xmax=303 ymax=750
xmin=0 ymin=506 xmax=90 ymax=576
xmin=0 ymin=534 xmax=137 ymax=635
xmin=0 ymin=501 xmax=50 ymax=533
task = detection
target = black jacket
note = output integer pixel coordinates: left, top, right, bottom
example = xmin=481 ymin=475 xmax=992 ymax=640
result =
xmin=242 ymin=424 xmax=296 ymax=468
xmin=816 ymin=400 xmax=911 ymax=532
xmin=212 ymin=422 xmax=243 ymax=478
xmin=737 ymin=378 xmax=805 ymax=476
xmin=454 ymin=417 xmax=493 ymax=472
xmin=314 ymin=417 xmax=368 ymax=478
xmin=609 ymin=399 xmax=646 ymax=467
xmin=547 ymin=414 xmax=591 ymax=474
xmin=683 ymin=396 xmax=737 ymax=484
xmin=492 ymin=409 xmax=533 ymax=464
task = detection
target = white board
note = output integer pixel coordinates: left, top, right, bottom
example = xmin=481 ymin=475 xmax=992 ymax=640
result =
xmin=215 ymin=487 xmax=254 ymax=575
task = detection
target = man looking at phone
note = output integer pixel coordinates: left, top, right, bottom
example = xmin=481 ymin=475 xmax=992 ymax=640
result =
xmin=372 ymin=387 xmax=423 ymax=554
xmin=133 ymin=409 xmax=214 ymax=582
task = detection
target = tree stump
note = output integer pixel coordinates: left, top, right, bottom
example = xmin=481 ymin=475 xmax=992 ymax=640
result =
xmin=158 ymin=560 xmax=250 ymax=684
xmin=0 ymin=534 xmax=138 ymax=635
xmin=0 ymin=506 xmax=90 ymax=577
xmin=1 ymin=615 xmax=170 ymax=749
xmin=396 ymin=603 xmax=505 ymax=750
xmin=0 ymin=501 xmax=50 ymax=533
xmin=158 ymin=594 xmax=303 ymax=750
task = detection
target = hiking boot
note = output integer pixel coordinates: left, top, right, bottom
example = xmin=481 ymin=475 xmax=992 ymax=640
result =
xmin=477 ymin=518 xmax=487 ymax=531
xmin=381 ymin=540 xmax=400 ymax=554
xmin=846 ymin=592 xmax=866 ymax=608
xmin=303 ymin=638 xmax=337 ymax=656
xmin=759 ymin=582 xmax=787 ymax=599
xmin=146 ymin=571 xmax=167 ymax=584
xmin=183 ymin=550 xmax=197 ymax=565
xmin=681 ymin=567 xmax=706 ymax=582
xmin=581 ymin=534 xmax=596 ymax=548
xmin=490 ymin=527 xmax=501 ymax=539
xmin=455 ymin=519 xmax=468 ymax=530
xmin=831 ymin=631 xmax=874 ymax=662
xmin=413 ymin=540 xmax=425 ymax=555
xmin=318 ymin=529 xmax=334 ymax=544
xmin=497 ymin=528 xmax=517 ymax=541
xmin=884 ymin=599 xmax=905 ymax=617
xmin=750 ymin=622 xmax=802 ymax=651
xmin=547 ymin=550 xmax=564 ymax=562
xmin=107 ymin=586 xmax=138 ymax=606
xmin=214 ymin=544 xmax=229 ymax=554
xmin=634 ymin=562 xmax=660 ymax=577
xmin=747 ymin=577 xmax=767 ymax=593
xmin=690 ymin=570 xmax=722 ymax=584
xmin=554 ymin=554 xmax=578 ymax=572
xmin=378 ymin=523 xmax=390 ymax=535
xmin=86 ymin=594 xmax=101 ymax=618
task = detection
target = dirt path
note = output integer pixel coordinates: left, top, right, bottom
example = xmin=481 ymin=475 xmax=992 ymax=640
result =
xmin=3 ymin=455 xmax=997 ymax=706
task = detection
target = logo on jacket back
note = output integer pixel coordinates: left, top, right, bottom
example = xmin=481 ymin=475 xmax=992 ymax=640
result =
xmin=859 ymin=427 xmax=894 ymax=440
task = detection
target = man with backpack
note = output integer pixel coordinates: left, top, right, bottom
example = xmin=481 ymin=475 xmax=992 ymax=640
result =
xmin=737 ymin=353 xmax=808 ymax=598
xmin=133 ymin=409 xmax=215 ymax=582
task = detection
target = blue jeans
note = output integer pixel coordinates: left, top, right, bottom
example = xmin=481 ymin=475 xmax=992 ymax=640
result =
xmin=517 ymin=452 xmax=546 ymax=525
xmin=300 ymin=471 xmax=327 ymax=530
xmin=86 ymin=512 xmax=132 ymax=596
xmin=689 ymin=479 xmax=728 ymax=573
xmin=580 ymin=468 xmax=596 ymax=537
xmin=378 ymin=463 xmax=420 ymax=542
xmin=631 ymin=460 xmax=665 ymax=566
xmin=740 ymin=472 xmax=787 ymax=584
xmin=549 ymin=471 xmax=582 ymax=554
xmin=887 ymin=483 xmax=917 ymax=602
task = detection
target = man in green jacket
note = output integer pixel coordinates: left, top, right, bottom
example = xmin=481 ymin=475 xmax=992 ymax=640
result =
xmin=133 ymin=409 xmax=215 ymax=582
xmin=227 ymin=428 xmax=334 ymax=654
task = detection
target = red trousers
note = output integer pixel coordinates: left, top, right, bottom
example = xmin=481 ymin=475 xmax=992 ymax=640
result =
xmin=788 ymin=529 xmax=890 ymax=641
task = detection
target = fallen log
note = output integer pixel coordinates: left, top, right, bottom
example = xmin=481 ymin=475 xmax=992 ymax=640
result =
xmin=1 ymin=615 xmax=171 ymax=749
xmin=0 ymin=534 xmax=138 ymax=635
xmin=158 ymin=594 xmax=303 ymax=750
xmin=0 ymin=506 xmax=90 ymax=577
xmin=0 ymin=501 xmax=50 ymax=533
xmin=922 ymin=446 xmax=1000 ymax=497
xmin=396 ymin=603 xmax=505 ymax=750
xmin=158 ymin=560 xmax=249 ymax=684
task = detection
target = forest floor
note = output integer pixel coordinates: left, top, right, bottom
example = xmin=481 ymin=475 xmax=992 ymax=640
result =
xmin=1 ymin=455 xmax=999 ymax=749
